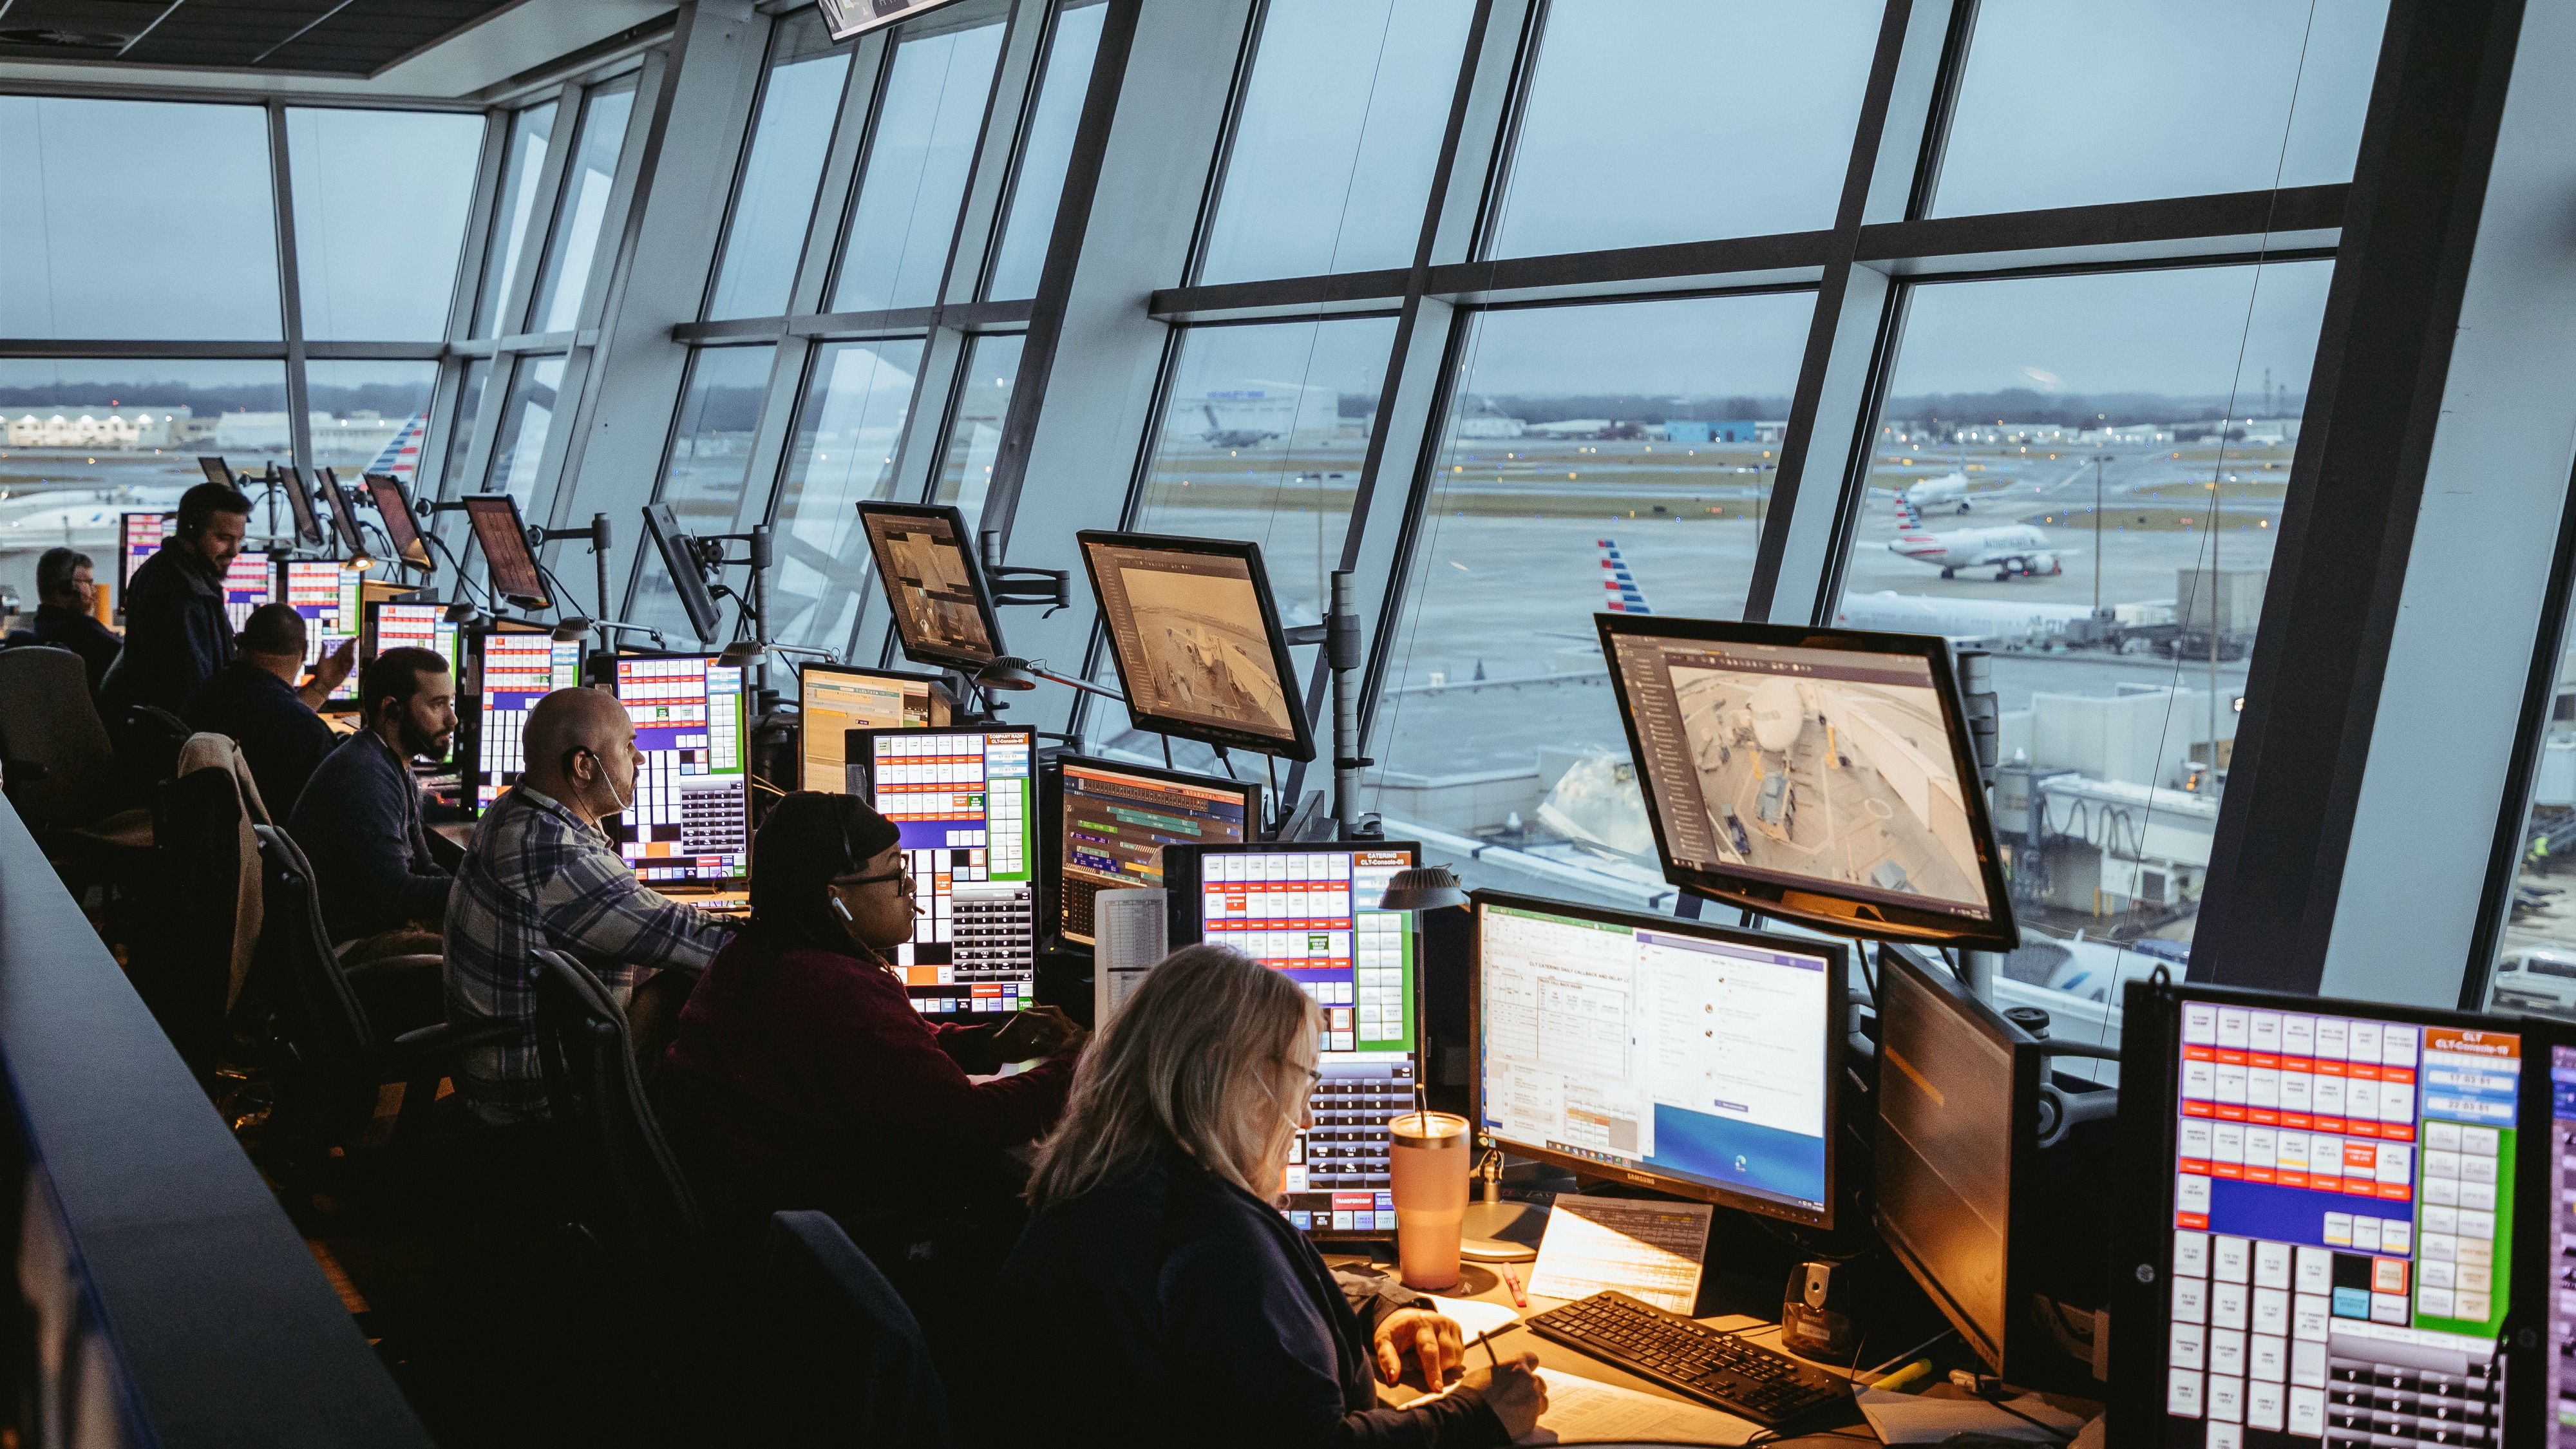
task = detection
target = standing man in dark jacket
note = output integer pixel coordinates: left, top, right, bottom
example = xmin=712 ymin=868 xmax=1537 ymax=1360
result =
xmin=183 ymin=603 xmax=349 ymax=819
xmin=102 ymin=479 xmax=251 ymax=723
xmin=288 ymin=645 xmax=459 ymax=968
xmin=17 ymin=548 xmax=121 ymax=694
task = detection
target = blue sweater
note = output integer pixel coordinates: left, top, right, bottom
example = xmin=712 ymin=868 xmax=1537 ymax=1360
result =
xmin=287 ymin=728 xmax=451 ymax=943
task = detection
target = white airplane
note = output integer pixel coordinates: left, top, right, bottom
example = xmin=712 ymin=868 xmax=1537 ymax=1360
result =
xmin=1887 ymin=495 xmax=2061 ymax=580
xmin=1895 ymin=469 xmax=1973 ymax=514
xmin=1834 ymin=591 xmax=2094 ymax=645
xmin=0 ymin=486 xmax=187 ymax=555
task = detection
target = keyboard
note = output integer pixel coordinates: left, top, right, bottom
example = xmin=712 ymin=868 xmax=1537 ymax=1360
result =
xmin=1524 ymin=1291 xmax=1851 ymax=1429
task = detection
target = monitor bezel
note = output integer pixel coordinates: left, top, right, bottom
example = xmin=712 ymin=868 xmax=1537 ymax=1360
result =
xmin=2107 ymin=978 xmax=2541 ymax=1444
xmin=1074 ymin=529 xmax=1318 ymax=763
xmin=1465 ymin=888 xmax=1847 ymax=1230
xmin=641 ymin=501 xmax=724 ymax=645
xmin=361 ymin=471 xmax=432 ymax=571
xmin=607 ymin=650 xmax=755 ymax=890
xmin=460 ymin=493 xmax=553 ymax=611
xmin=1595 ymin=612 xmax=2020 ymax=952
xmin=795 ymin=661 xmax=954 ymax=791
xmin=856 ymin=500 xmax=1006 ymax=672
xmin=1041 ymin=753 xmax=1264 ymax=947
xmin=273 ymin=461 xmax=325 ymax=549
xmin=314 ymin=466 xmax=368 ymax=558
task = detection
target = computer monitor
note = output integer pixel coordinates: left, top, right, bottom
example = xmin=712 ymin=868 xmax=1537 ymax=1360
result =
xmin=363 ymin=601 xmax=462 ymax=680
xmin=1469 ymin=890 xmax=1845 ymax=1230
xmin=1162 ymin=840 xmax=1421 ymax=1240
xmin=363 ymin=471 xmax=431 ymax=571
xmin=267 ymin=462 xmax=324 ymax=549
xmin=1596 ymin=614 xmax=2018 ymax=951
xmin=797 ymin=663 xmax=949 ymax=792
xmin=471 ymin=628 xmax=583 ymax=811
xmin=847 ymin=726 xmax=1039 ymax=1019
xmin=315 ymin=467 xmax=367 ymax=559
xmin=279 ymin=559 xmax=362 ymax=708
xmin=120 ymin=511 xmax=175 ymax=589
xmin=2110 ymin=981 xmax=2527 ymax=1445
xmin=641 ymin=501 xmax=724 ymax=647
xmin=2512 ymin=1023 xmax=2576 ymax=1442
xmin=196 ymin=456 xmax=236 ymax=490
xmin=1076 ymin=531 xmax=1314 ymax=762
xmin=857 ymin=502 xmax=1003 ymax=670
xmin=1045 ymin=755 xmax=1258 ymax=947
xmin=610 ymin=654 xmax=753 ymax=886
xmin=461 ymin=494 xmax=551 ymax=610
xmin=222 ymin=551 xmax=273 ymax=631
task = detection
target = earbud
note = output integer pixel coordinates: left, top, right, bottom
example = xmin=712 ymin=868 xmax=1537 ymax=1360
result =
xmin=831 ymin=896 xmax=855 ymax=922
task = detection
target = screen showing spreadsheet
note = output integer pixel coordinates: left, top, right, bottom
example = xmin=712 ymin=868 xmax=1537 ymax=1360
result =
xmin=121 ymin=512 xmax=173 ymax=589
xmin=281 ymin=560 xmax=362 ymax=706
xmin=2158 ymin=999 xmax=2517 ymax=1444
xmin=475 ymin=632 xmax=583 ymax=809
xmin=1054 ymin=760 xmax=1255 ymax=946
xmin=221 ymin=551 xmax=272 ymax=630
xmin=799 ymin=665 xmax=945 ymax=792
xmin=857 ymin=728 xmax=1037 ymax=1019
xmin=611 ymin=656 xmax=751 ymax=884
xmin=365 ymin=602 xmax=461 ymax=679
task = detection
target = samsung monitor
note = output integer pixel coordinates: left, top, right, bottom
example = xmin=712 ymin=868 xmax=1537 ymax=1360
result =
xmin=363 ymin=471 xmax=432 ymax=571
xmin=1596 ymin=614 xmax=2017 ymax=951
xmin=1046 ymin=755 xmax=1258 ymax=947
xmin=1162 ymin=840 xmax=1421 ymax=1240
xmin=858 ymin=502 xmax=1003 ymax=670
xmin=222 ymin=550 xmax=274 ymax=631
xmin=120 ymin=511 xmax=175 ymax=589
xmin=363 ymin=601 xmax=462 ymax=681
xmin=1469 ymin=891 xmax=1845 ymax=1230
xmin=316 ymin=466 xmax=368 ymax=559
xmin=797 ymin=663 xmax=949 ymax=793
xmin=279 ymin=558 xmax=363 ymax=709
xmin=460 ymin=494 xmax=551 ymax=610
xmin=847 ymin=726 xmax=1040 ymax=1020
xmin=643 ymin=500 xmax=724 ymax=646
xmin=472 ymin=629 xmax=584 ymax=811
xmin=1076 ymin=531 xmax=1314 ymax=762
xmin=2110 ymin=981 xmax=2528 ymax=1445
xmin=610 ymin=654 xmax=753 ymax=886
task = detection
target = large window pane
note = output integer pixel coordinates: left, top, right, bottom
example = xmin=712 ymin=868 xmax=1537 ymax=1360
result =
xmin=931 ymin=335 xmax=1023 ymax=526
xmin=706 ymin=11 xmax=851 ymax=321
xmin=766 ymin=340 xmax=925 ymax=650
xmin=482 ymin=354 xmax=567 ymax=504
xmin=1366 ymin=294 xmax=1811 ymax=900
xmin=1195 ymin=0 xmax=1472 ymax=284
xmin=306 ymin=361 xmax=436 ymax=482
xmin=828 ymin=17 xmax=1007 ymax=314
xmin=1836 ymin=262 xmax=2333 ymax=998
xmin=287 ymin=108 xmax=483 ymax=341
xmin=632 ymin=347 xmax=777 ymax=634
xmin=529 ymin=81 xmax=638 ymax=336
xmin=0 ymin=359 xmax=287 ymax=604
xmin=472 ymin=103 xmax=560 ymax=337
xmin=1933 ymin=0 xmax=2386 ymax=217
xmin=0 ymin=97 xmax=281 ymax=340
xmin=1486 ymin=1 xmax=1879 ymax=259
xmin=985 ymin=1 xmax=1106 ymax=299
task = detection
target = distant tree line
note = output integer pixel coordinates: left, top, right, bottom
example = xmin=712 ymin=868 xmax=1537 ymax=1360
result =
xmin=0 ymin=379 xmax=439 ymax=419
xmin=1327 ymin=387 xmax=2309 ymax=429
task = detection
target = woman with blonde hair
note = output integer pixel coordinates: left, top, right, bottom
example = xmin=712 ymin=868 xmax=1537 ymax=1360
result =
xmin=983 ymin=945 xmax=1545 ymax=1448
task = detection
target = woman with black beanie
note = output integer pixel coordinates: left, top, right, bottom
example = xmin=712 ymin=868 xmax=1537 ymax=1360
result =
xmin=656 ymin=790 xmax=1084 ymax=1357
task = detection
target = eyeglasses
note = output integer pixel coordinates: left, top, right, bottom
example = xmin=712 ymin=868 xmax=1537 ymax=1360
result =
xmin=832 ymin=866 xmax=913 ymax=891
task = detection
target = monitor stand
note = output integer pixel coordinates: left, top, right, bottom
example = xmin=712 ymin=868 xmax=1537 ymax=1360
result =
xmin=1459 ymin=1199 xmax=1542 ymax=1263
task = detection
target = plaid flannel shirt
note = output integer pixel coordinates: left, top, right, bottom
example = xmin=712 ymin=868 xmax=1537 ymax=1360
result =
xmin=444 ymin=784 xmax=730 ymax=1125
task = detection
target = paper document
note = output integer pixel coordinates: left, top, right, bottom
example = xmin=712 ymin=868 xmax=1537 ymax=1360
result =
xmin=1517 ymin=1368 xmax=1760 ymax=1446
xmin=1853 ymin=1386 xmax=2087 ymax=1444
xmin=1424 ymin=1294 xmax=1520 ymax=1342
xmin=1526 ymin=1197 xmax=1713 ymax=1314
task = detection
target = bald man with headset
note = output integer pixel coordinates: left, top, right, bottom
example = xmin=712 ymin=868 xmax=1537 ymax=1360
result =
xmin=444 ymin=686 xmax=732 ymax=1129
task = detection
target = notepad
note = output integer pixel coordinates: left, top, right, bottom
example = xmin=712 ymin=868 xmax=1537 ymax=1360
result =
xmin=1516 ymin=1368 xmax=1760 ymax=1446
xmin=1525 ymin=1196 xmax=1713 ymax=1314
xmin=1424 ymin=1293 xmax=1520 ymax=1342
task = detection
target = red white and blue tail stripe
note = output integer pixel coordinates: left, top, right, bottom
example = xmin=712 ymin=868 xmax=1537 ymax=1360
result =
xmin=1598 ymin=539 xmax=1651 ymax=613
xmin=368 ymin=412 xmax=426 ymax=484
xmin=1894 ymin=493 xmax=1927 ymax=533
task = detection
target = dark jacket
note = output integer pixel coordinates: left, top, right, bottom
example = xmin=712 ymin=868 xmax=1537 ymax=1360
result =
xmin=30 ymin=603 xmax=120 ymax=694
xmin=286 ymin=728 xmax=451 ymax=943
xmin=183 ymin=661 xmax=336 ymax=824
xmin=101 ymin=541 xmax=232 ymax=719
xmin=985 ymin=1147 xmax=1507 ymax=1449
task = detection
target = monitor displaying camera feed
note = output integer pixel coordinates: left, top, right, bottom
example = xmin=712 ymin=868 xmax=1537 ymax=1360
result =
xmin=1077 ymin=531 xmax=1314 ymax=762
xmin=314 ymin=467 xmax=366 ymax=558
xmin=461 ymin=494 xmax=551 ymax=609
xmin=798 ymin=663 xmax=949 ymax=792
xmin=272 ymin=462 xmax=323 ymax=549
xmin=363 ymin=473 xmax=431 ymax=571
xmin=196 ymin=456 xmax=236 ymax=489
xmin=858 ymin=503 xmax=1001 ymax=670
xmin=1598 ymin=615 xmax=2016 ymax=951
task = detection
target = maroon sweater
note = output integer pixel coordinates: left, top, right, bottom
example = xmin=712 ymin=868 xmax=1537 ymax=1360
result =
xmin=657 ymin=933 xmax=1074 ymax=1244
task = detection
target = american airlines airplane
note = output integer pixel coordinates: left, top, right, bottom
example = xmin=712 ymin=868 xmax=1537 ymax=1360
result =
xmin=1833 ymin=591 xmax=2094 ymax=645
xmin=1898 ymin=469 xmax=1973 ymax=513
xmin=1886 ymin=494 xmax=2061 ymax=580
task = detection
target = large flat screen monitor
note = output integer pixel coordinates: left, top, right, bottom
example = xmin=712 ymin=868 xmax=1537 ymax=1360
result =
xmin=1470 ymin=891 xmax=1844 ymax=1229
xmin=857 ymin=502 xmax=1003 ymax=670
xmin=798 ymin=663 xmax=949 ymax=793
xmin=196 ymin=456 xmax=236 ymax=490
xmin=222 ymin=551 xmax=273 ymax=631
xmin=120 ymin=511 xmax=175 ymax=589
xmin=462 ymin=493 xmax=551 ymax=610
xmin=611 ymin=654 xmax=753 ymax=887
xmin=848 ymin=726 xmax=1039 ymax=1019
xmin=363 ymin=601 xmax=462 ymax=680
xmin=267 ymin=462 xmax=323 ymax=549
xmin=1164 ymin=841 xmax=1420 ymax=1241
xmin=279 ymin=559 xmax=362 ymax=709
xmin=472 ymin=629 xmax=583 ymax=811
xmin=1046 ymin=755 xmax=1258 ymax=947
xmin=2111 ymin=981 xmax=2528 ymax=1446
xmin=1597 ymin=614 xmax=2017 ymax=951
xmin=642 ymin=501 xmax=724 ymax=646
xmin=363 ymin=471 xmax=431 ymax=571
xmin=315 ymin=466 xmax=367 ymax=559
xmin=1077 ymin=531 xmax=1314 ymax=762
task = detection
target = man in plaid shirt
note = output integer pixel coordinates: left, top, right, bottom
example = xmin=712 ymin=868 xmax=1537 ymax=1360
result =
xmin=445 ymin=686 xmax=732 ymax=1126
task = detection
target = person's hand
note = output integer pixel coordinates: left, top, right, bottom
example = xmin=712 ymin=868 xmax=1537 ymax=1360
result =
xmin=1373 ymin=1307 xmax=1464 ymax=1388
xmin=992 ymin=1005 xmax=1085 ymax=1061
xmin=313 ymin=636 xmax=357 ymax=694
xmin=1459 ymin=1352 xmax=1548 ymax=1438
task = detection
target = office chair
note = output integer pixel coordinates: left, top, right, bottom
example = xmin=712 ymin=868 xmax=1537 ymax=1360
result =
xmin=530 ymin=949 xmax=703 ymax=1262
xmin=138 ymin=750 xmax=263 ymax=1084
xmin=0 ymin=646 xmax=153 ymax=875
xmin=623 ymin=965 xmax=697 ymax=1090
xmin=750 ymin=1211 xmax=951 ymax=1449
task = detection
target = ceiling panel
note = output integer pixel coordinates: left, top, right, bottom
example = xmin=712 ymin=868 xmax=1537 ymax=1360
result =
xmin=0 ymin=0 xmax=520 ymax=76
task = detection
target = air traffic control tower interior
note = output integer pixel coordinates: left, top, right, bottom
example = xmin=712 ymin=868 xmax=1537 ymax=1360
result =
xmin=3 ymin=1 xmax=2576 ymax=1444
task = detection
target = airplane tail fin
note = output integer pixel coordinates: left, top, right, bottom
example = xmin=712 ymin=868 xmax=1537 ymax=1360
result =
xmin=1597 ymin=539 xmax=1651 ymax=613
xmin=368 ymin=412 xmax=426 ymax=484
xmin=1894 ymin=493 xmax=1926 ymax=532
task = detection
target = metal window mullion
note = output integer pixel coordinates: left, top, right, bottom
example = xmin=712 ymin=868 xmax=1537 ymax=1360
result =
xmin=266 ymin=101 xmax=314 ymax=486
xmin=941 ymin=0 xmax=1049 ymax=307
xmin=495 ymin=81 xmax=587 ymax=341
xmin=889 ymin=327 xmax=969 ymax=507
xmin=793 ymin=30 xmax=898 ymax=321
xmin=1176 ymin=0 xmax=1273 ymax=289
xmin=454 ymin=354 xmax=520 ymax=507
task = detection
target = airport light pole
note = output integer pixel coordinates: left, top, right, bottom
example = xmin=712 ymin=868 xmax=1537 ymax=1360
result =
xmin=2091 ymin=453 xmax=2115 ymax=618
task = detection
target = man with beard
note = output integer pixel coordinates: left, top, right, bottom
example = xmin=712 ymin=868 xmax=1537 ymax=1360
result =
xmin=287 ymin=647 xmax=463 ymax=1011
